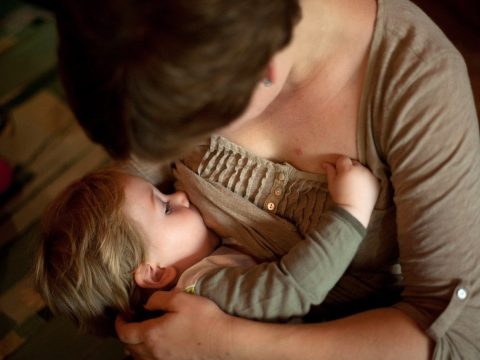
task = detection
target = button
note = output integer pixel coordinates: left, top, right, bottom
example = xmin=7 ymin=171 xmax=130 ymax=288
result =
xmin=266 ymin=202 xmax=275 ymax=211
xmin=278 ymin=173 xmax=285 ymax=181
xmin=274 ymin=187 xmax=282 ymax=197
xmin=456 ymin=288 xmax=468 ymax=300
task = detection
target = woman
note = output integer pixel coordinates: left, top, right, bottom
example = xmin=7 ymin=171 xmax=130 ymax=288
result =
xmin=53 ymin=0 xmax=479 ymax=358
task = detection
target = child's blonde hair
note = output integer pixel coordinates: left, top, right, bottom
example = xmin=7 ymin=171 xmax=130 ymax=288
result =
xmin=34 ymin=167 xmax=147 ymax=336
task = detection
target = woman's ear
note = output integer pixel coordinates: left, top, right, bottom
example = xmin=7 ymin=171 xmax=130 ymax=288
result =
xmin=262 ymin=63 xmax=275 ymax=87
xmin=267 ymin=62 xmax=275 ymax=83
xmin=134 ymin=263 xmax=177 ymax=289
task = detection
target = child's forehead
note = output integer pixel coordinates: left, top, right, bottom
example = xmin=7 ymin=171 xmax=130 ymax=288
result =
xmin=122 ymin=174 xmax=165 ymax=197
xmin=123 ymin=173 xmax=149 ymax=186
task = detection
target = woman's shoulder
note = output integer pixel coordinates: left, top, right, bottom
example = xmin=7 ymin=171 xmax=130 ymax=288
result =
xmin=363 ymin=0 xmax=469 ymax=131
xmin=360 ymin=1 xmax=477 ymax=194
xmin=376 ymin=0 xmax=462 ymax=61
xmin=364 ymin=0 xmax=470 ymax=123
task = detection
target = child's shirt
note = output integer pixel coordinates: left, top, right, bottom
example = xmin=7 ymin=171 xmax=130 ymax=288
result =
xmin=176 ymin=246 xmax=257 ymax=294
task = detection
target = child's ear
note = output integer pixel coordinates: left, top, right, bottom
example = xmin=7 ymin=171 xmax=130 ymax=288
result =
xmin=134 ymin=264 xmax=177 ymax=289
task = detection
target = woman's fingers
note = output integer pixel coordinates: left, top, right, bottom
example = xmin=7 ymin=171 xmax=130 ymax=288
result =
xmin=116 ymin=291 xmax=185 ymax=344
xmin=125 ymin=344 xmax=156 ymax=360
xmin=115 ymin=290 xmax=228 ymax=359
xmin=115 ymin=315 xmax=144 ymax=345
xmin=116 ymin=291 xmax=192 ymax=345
xmin=144 ymin=290 xmax=186 ymax=312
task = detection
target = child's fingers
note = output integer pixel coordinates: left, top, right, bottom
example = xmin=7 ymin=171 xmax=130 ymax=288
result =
xmin=322 ymin=162 xmax=336 ymax=184
xmin=335 ymin=156 xmax=353 ymax=171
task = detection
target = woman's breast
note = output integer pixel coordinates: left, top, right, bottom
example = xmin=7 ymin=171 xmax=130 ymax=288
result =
xmin=189 ymin=135 xmax=329 ymax=238
xmin=184 ymin=135 xmax=399 ymax=270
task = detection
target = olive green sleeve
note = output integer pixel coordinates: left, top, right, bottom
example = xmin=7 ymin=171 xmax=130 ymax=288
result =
xmin=195 ymin=207 xmax=365 ymax=320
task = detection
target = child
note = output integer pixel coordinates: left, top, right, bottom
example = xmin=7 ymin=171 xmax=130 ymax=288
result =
xmin=34 ymin=156 xmax=379 ymax=336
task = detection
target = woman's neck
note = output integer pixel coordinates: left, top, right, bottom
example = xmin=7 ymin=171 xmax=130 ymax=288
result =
xmin=218 ymin=0 xmax=377 ymax=171
xmin=286 ymin=0 xmax=340 ymax=86
xmin=286 ymin=0 xmax=376 ymax=93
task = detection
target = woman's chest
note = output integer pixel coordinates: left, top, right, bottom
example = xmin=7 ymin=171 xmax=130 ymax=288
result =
xmin=225 ymin=81 xmax=361 ymax=173
xmin=185 ymin=134 xmax=398 ymax=269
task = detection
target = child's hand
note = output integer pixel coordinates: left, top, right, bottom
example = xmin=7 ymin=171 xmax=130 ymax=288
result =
xmin=322 ymin=156 xmax=380 ymax=228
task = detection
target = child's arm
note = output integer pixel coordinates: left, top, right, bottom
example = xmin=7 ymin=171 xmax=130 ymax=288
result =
xmin=190 ymin=157 xmax=379 ymax=320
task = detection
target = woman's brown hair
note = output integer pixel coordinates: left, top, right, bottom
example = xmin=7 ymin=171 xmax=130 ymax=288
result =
xmin=54 ymin=0 xmax=301 ymax=160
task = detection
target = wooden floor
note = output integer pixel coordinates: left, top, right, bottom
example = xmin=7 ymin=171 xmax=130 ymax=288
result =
xmin=0 ymin=1 xmax=478 ymax=359
xmin=0 ymin=3 xmax=124 ymax=359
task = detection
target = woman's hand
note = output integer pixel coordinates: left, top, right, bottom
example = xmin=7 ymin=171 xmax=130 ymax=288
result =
xmin=116 ymin=292 xmax=432 ymax=360
xmin=116 ymin=290 xmax=233 ymax=360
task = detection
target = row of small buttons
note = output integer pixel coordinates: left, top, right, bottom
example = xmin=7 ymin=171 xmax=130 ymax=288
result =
xmin=264 ymin=171 xmax=287 ymax=213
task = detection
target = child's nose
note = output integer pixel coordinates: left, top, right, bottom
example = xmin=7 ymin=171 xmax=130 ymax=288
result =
xmin=170 ymin=191 xmax=190 ymax=208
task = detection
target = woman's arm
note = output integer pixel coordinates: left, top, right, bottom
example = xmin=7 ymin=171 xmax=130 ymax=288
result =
xmin=228 ymin=306 xmax=433 ymax=360
xmin=116 ymin=291 xmax=432 ymax=360
xmin=372 ymin=44 xmax=480 ymax=358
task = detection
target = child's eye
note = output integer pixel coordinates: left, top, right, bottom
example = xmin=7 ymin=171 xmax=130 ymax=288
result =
xmin=164 ymin=201 xmax=172 ymax=215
